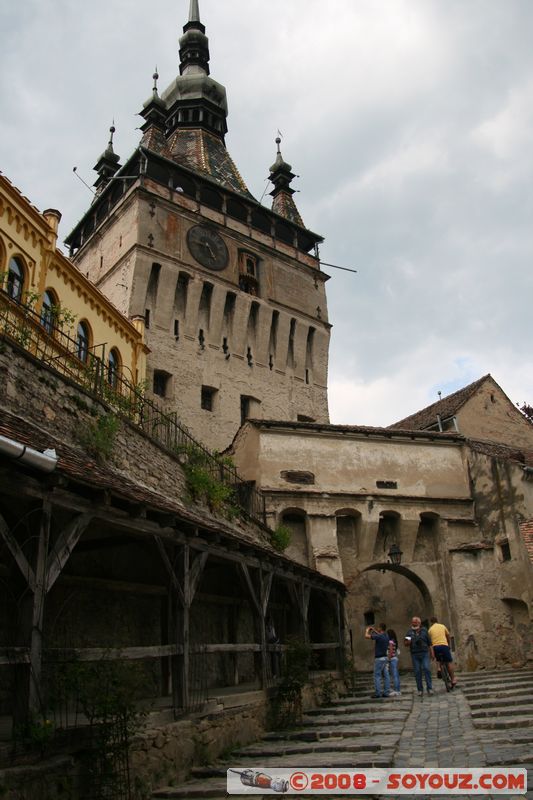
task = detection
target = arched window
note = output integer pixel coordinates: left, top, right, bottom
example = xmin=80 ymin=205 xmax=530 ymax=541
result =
xmin=76 ymin=321 xmax=90 ymax=362
xmin=107 ymin=348 xmax=121 ymax=388
xmin=40 ymin=289 xmax=57 ymax=333
xmin=7 ymin=257 xmax=24 ymax=302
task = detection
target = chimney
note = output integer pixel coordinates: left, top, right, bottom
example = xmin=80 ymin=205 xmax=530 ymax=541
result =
xmin=43 ymin=208 xmax=62 ymax=249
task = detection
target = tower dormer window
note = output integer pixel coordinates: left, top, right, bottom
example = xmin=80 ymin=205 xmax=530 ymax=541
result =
xmin=238 ymin=251 xmax=260 ymax=296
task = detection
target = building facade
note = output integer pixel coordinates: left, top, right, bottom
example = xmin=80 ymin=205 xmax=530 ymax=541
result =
xmin=0 ymin=174 xmax=147 ymax=389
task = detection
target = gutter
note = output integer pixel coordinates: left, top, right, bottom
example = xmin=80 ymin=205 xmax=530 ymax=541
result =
xmin=0 ymin=435 xmax=58 ymax=473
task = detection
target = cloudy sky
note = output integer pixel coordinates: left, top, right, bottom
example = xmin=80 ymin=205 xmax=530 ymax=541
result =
xmin=2 ymin=0 xmax=532 ymax=425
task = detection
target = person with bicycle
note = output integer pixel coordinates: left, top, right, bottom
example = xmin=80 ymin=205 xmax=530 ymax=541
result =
xmin=428 ymin=616 xmax=457 ymax=688
xmin=404 ymin=616 xmax=433 ymax=697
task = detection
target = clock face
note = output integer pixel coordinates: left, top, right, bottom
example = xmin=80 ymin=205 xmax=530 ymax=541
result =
xmin=187 ymin=224 xmax=229 ymax=271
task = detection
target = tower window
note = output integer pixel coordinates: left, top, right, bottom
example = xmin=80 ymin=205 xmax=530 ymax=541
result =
xmin=145 ymin=309 xmax=151 ymax=329
xmin=201 ymin=386 xmax=217 ymax=412
xmin=238 ymin=251 xmax=260 ymax=295
xmin=153 ymin=370 xmax=171 ymax=398
xmin=240 ymin=396 xmax=250 ymax=425
xmin=500 ymin=540 xmax=511 ymax=561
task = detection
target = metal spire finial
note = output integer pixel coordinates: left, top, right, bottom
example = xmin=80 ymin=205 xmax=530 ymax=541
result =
xmin=189 ymin=0 xmax=201 ymax=23
xmin=108 ymin=121 xmax=116 ymax=150
xmin=152 ymin=67 xmax=159 ymax=95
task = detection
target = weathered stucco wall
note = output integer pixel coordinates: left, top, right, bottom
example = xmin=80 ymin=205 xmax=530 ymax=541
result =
xmin=458 ymin=378 xmax=533 ymax=449
xmin=237 ymin=425 xmax=470 ymax=499
xmin=231 ymin=422 xmax=533 ymax=672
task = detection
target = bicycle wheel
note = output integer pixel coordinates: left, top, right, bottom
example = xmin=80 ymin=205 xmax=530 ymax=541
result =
xmin=440 ymin=662 xmax=453 ymax=692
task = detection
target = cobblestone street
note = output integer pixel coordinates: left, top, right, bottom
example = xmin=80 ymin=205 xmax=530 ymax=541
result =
xmin=153 ymin=668 xmax=533 ymax=799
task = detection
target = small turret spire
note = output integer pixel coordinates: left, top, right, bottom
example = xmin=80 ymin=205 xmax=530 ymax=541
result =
xmin=93 ymin=121 xmax=121 ymax=195
xmin=189 ymin=0 xmax=201 ymax=23
xmin=269 ymin=136 xmax=304 ymax=227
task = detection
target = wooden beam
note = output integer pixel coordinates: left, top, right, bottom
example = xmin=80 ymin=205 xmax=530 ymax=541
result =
xmin=29 ymin=499 xmax=51 ymax=711
xmin=239 ymin=563 xmax=261 ymax=616
xmin=44 ymin=644 xmax=182 ymax=662
xmin=46 ymin=513 xmax=92 ymax=592
xmin=155 ymin=536 xmax=185 ymax=607
xmin=188 ymin=551 xmax=208 ymax=606
xmin=0 ymin=511 xmax=35 ymax=591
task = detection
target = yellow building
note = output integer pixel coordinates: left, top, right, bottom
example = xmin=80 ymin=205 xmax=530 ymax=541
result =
xmin=0 ymin=173 xmax=147 ymax=388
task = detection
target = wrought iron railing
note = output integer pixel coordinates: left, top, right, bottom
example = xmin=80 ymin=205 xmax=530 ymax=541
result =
xmin=0 ymin=291 xmax=267 ymax=527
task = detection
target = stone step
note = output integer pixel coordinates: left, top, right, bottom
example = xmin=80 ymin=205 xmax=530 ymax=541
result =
xmin=458 ymin=668 xmax=533 ymax=680
xmin=302 ymin=711 xmax=407 ymax=727
xmin=306 ymin=698 xmax=410 ymax=716
xmin=468 ymin=694 xmax=533 ymax=709
xmin=473 ymin=714 xmax=533 ymax=730
xmin=152 ymin=780 xmax=227 ymax=798
xmin=462 ymin=685 xmax=533 ymax=700
xmin=232 ymin=735 xmax=397 ymax=758
xmin=262 ymin=725 xmax=395 ymax=742
xmin=460 ymin=673 xmax=533 ymax=688
xmin=471 ymin=702 xmax=533 ymax=717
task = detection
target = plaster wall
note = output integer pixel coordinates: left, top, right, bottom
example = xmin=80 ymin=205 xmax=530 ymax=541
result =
xmin=457 ymin=379 xmax=533 ymax=448
xmin=235 ymin=426 xmax=470 ymax=499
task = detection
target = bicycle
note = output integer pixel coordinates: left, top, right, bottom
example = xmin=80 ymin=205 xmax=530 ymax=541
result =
xmin=435 ymin=655 xmax=454 ymax=692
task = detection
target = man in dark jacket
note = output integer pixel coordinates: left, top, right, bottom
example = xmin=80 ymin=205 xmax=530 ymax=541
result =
xmin=367 ymin=623 xmax=391 ymax=698
xmin=405 ymin=616 xmax=433 ymax=697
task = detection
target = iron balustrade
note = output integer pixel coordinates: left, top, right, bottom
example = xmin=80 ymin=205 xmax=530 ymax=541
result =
xmin=0 ymin=291 xmax=267 ymax=527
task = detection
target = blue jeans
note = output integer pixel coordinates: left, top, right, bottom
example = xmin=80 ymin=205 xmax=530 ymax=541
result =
xmin=388 ymin=656 xmax=400 ymax=692
xmin=374 ymin=656 xmax=390 ymax=696
xmin=411 ymin=651 xmax=432 ymax=691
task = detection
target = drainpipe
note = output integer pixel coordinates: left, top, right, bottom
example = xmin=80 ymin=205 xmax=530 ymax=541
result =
xmin=0 ymin=435 xmax=58 ymax=473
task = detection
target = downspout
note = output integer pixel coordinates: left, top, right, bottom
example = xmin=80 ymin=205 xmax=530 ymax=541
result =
xmin=0 ymin=435 xmax=58 ymax=473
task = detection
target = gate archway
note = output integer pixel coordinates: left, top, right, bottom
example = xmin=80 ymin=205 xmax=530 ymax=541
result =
xmin=346 ymin=564 xmax=434 ymax=671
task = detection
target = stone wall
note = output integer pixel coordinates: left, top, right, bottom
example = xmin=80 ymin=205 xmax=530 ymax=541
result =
xmin=0 ymin=338 xmax=187 ymax=501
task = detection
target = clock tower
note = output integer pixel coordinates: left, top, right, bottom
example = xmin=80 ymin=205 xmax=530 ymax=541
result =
xmin=65 ymin=1 xmax=331 ymax=451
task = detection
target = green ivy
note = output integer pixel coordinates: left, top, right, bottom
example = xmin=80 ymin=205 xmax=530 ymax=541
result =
xmin=78 ymin=414 xmax=119 ymax=462
xmin=271 ymin=524 xmax=291 ymax=552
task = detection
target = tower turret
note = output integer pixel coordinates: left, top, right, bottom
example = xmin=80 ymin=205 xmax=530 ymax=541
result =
xmin=93 ymin=124 xmax=121 ymax=196
xmin=269 ymin=137 xmax=304 ymax=227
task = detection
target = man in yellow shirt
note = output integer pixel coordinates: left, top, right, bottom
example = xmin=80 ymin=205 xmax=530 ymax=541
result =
xmin=428 ymin=616 xmax=457 ymax=687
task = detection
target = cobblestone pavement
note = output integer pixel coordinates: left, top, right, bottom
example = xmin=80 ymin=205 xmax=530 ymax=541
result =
xmin=152 ymin=668 xmax=533 ymax=799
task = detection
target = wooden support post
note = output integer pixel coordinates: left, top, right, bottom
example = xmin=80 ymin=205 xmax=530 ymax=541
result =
xmin=1 ymin=503 xmax=91 ymax=725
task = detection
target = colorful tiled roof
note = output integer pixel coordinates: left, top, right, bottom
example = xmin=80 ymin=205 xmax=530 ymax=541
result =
xmin=389 ymin=375 xmax=491 ymax=431
xmin=272 ymin=191 xmax=304 ymax=227
xmin=155 ymin=128 xmax=254 ymax=199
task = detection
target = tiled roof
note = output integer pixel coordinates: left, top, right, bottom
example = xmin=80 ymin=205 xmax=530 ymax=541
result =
xmin=520 ymin=519 xmax=533 ymax=564
xmin=0 ymin=408 xmax=270 ymax=551
xmin=272 ymin=191 xmax=304 ymax=227
xmin=389 ymin=375 xmax=491 ymax=431
xmin=148 ymin=128 xmax=254 ymax=199
xmin=241 ymin=418 xmax=463 ymax=442
xmin=467 ymin=438 xmax=533 ymax=467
